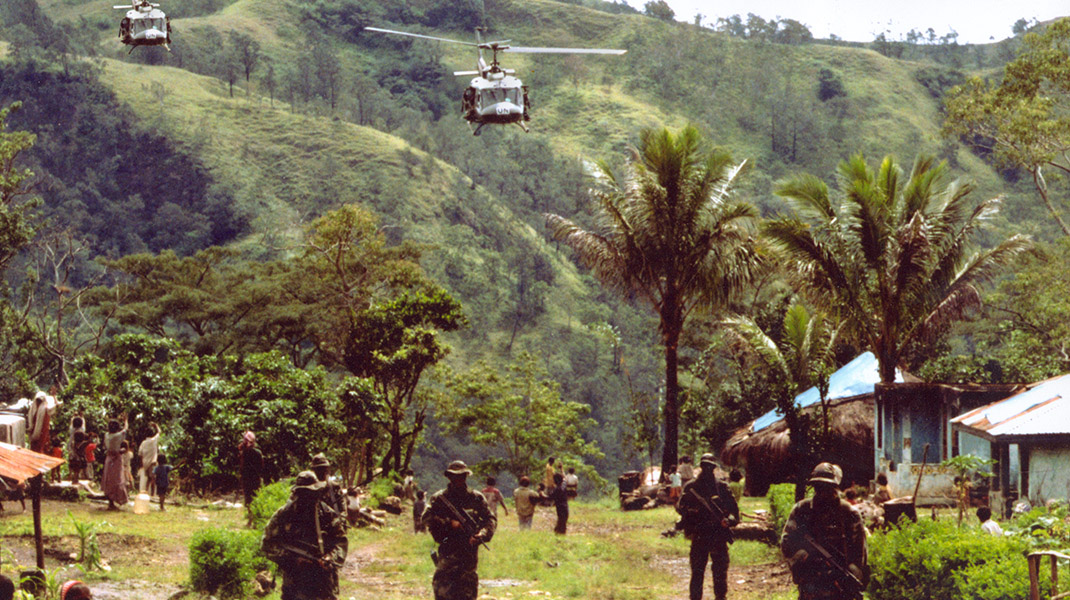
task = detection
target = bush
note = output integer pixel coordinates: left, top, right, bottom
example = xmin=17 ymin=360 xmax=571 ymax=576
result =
xmin=868 ymin=518 xmax=1031 ymax=600
xmin=188 ymin=527 xmax=271 ymax=599
xmin=247 ymin=479 xmax=292 ymax=530
xmin=951 ymin=553 xmax=1046 ymax=600
xmin=766 ymin=483 xmax=796 ymax=537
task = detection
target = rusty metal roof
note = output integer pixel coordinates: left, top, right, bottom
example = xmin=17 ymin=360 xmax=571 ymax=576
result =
xmin=951 ymin=373 xmax=1070 ymax=438
xmin=0 ymin=442 xmax=64 ymax=484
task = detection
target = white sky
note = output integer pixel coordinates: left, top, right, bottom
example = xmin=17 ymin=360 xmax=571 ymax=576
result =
xmin=628 ymin=0 xmax=1068 ymax=44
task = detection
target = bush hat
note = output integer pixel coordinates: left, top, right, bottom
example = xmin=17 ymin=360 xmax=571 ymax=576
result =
xmin=699 ymin=453 xmax=717 ymax=468
xmin=808 ymin=462 xmax=843 ymax=486
xmin=292 ymin=470 xmax=326 ymax=492
xmin=311 ymin=453 xmax=331 ymax=468
xmin=444 ymin=460 xmax=472 ymax=476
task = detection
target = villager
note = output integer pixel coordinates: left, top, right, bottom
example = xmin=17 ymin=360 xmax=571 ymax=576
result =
xmin=239 ymin=431 xmax=263 ymax=517
xmin=401 ymin=468 xmax=418 ymax=502
xmin=155 ymin=453 xmax=173 ymax=511
xmin=50 ymin=439 xmax=63 ymax=483
xmin=26 ymin=391 xmax=54 ymax=454
xmin=70 ymin=431 xmax=88 ymax=483
xmin=0 ymin=478 xmax=25 ymax=512
xmin=678 ymin=457 xmax=695 ymax=486
xmin=977 ymin=507 xmax=1003 ymax=536
xmin=550 ymin=472 xmax=569 ymax=534
xmin=413 ymin=490 xmax=427 ymax=533
xmin=423 ymin=460 xmax=496 ymax=600
xmin=872 ymin=473 xmax=891 ymax=504
xmin=781 ymin=462 xmax=869 ymax=600
xmin=728 ymin=469 xmax=744 ymax=503
xmin=103 ymin=414 xmax=129 ymax=510
xmin=345 ymin=488 xmax=386 ymax=529
xmin=67 ymin=415 xmax=86 ymax=467
xmin=543 ymin=457 xmax=557 ymax=491
xmin=564 ymin=467 xmax=579 ymax=498
xmin=677 ymin=453 xmax=740 ymax=600
xmin=138 ymin=423 xmax=160 ymax=495
xmin=0 ymin=574 xmax=12 ymax=600
xmin=261 ymin=471 xmax=348 ymax=600
xmin=86 ymin=433 xmax=99 ymax=483
xmin=669 ymin=465 xmax=683 ymax=502
xmin=120 ymin=441 xmax=134 ymax=491
xmin=311 ymin=453 xmax=345 ymax=520
xmin=513 ymin=476 xmax=541 ymax=530
xmin=59 ymin=580 xmax=92 ymax=600
xmin=481 ymin=477 xmax=509 ymax=518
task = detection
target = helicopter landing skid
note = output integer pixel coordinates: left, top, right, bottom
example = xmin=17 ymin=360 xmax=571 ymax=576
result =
xmin=471 ymin=122 xmax=486 ymax=136
xmin=515 ymin=121 xmax=529 ymax=133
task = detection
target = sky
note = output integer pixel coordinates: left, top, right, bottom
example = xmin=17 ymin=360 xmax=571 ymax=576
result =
xmin=629 ymin=0 xmax=1068 ymax=44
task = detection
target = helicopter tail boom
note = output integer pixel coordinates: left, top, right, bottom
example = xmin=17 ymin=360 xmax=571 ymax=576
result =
xmin=505 ymin=47 xmax=626 ymax=55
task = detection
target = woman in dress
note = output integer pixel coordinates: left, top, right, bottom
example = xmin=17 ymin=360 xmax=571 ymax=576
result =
xmin=102 ymin=414 xmax=129 ymax=510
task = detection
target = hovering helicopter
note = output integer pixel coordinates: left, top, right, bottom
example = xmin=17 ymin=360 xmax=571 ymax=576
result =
xmin=365 ymin=27 xmax=626 ymax=135
xmin=115 ymin=0 xmax=172 ymax=53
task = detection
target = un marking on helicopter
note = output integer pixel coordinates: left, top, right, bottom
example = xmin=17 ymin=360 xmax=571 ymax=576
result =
xmin=115 ymin=0 xmax=172 ymax=53
xmin=365 ymin=27 xmax=625 ymax=135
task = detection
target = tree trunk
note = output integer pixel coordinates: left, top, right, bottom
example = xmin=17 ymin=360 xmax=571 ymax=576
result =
xmin=661 ymin=330 xmax=680 ymax=480
xmin=1032 ymin=167 xmax=1070 ymax=237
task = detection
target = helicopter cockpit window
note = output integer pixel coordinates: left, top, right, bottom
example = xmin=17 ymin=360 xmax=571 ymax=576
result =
xmin=480 ymin=88 xmax=521 ymax=105
xmin=133 ymin=18 xmax=165 ymax=33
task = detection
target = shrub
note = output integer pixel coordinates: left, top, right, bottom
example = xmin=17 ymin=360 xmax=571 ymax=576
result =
xmin=365 ymin=471 xmax=399 ymax=508
xmin=188 ymin=527 xmax=271 ymax=599
xmin=951 ymin=553 xmax=1046 ymax=600
xmin=868 ymin=518 xmax=1030 ymax=600
xmin=766 ymin=483 xmax=796 ymax=537
xmin=247 ymin=479 xmax=292 ymax=530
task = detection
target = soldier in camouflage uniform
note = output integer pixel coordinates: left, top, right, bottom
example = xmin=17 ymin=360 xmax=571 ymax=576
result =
xmin=311 ymin=453 xmax=346 ymax=522
xmin=676 ymin=454 xmax=740 ymax=600
xmin=780 ymin=463 xmax=869 ymax=600
xmin=422 ymin=460 xmax=496 ymax=600
xmin=261 ymin=471 xmax=348 ymax=600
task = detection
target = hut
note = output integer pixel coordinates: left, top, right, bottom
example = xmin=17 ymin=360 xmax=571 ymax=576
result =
xmin=721 ymin=353 xmax=894 ymax=496
xmin=950 ymin=374 xmax=1070 ymax=513
xmin=0 ymin=442 xmax=64 ymax=569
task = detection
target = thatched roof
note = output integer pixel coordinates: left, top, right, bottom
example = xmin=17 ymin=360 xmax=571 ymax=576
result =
xmin=721 ymin=395 xmax=874 ymax=493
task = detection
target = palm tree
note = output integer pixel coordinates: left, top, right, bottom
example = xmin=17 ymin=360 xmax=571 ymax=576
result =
xmin=764 ymin=154 xmax=1032 ymax=382
xmin=725 ymin=303 xmax=840 ymax=500
xmin=545 ymin=126 xmax=761 ymax=474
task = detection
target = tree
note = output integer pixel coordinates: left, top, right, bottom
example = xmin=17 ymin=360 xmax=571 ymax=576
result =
xmin=944 ymin=18 xmax=1070 ymax=236
xmin=644 ymin=0 xmax=674 ymax=22
xmin=764 ymin=154 xmax=1032 ymax=383
xmin=227 ymin=31 xmax=260 ymax=84
xmin=725 ymin=303 xmax=838 ymax=500
xmin=546 ymin=126 xmax=762 ymax=475
xmin=0 ymin=102 xmax=40 ymax=273
xmin=440 ymin=353 xmax=603 ymax=481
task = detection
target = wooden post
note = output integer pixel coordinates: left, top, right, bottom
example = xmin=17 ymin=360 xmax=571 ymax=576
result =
xmin=31 ymin=475 xmax=43 ymax=569
xmin=1053 ymin=554 xmax=1060 ymax=599
xmin=1030 ymin=554 xmax=1041 ymax=600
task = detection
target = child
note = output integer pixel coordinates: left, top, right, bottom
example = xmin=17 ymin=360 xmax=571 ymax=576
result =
xmin=50 ymin=439 xmax=64 ymax=483
xmin=70 ymin=432 xmax=88 ymax=482
xmin=154 ymin=454 xmax=173 ymax=511
xmin=59 ymin=580 xmax=92 ymax=600
xmin=412 ymin=489 xmax=427 ymax=533
xmin=481 ymin=477 xmax=509 ymax=518
xmin=120 ymin=441 xmax=135 ymax=491
xmin=85 ymin=434 xmax=98 ymax=484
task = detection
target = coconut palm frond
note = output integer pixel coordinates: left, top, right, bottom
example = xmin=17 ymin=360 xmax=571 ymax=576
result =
xmin=875 ymin=155 xmax=902 ymax=213
xmin=907 ymin=285 xmax=983 ymax=356
xmin=723 ymin=315 xmax=790 ymax=380
xmin=950 ymin=234 xmax=1034 ymax=289
xmin=775 ymin=173 xmax=834 ymax=221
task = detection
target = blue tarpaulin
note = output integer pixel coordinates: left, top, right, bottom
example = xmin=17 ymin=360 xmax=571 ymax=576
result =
xmin=750 ymin=352 xmax=901 ymax=432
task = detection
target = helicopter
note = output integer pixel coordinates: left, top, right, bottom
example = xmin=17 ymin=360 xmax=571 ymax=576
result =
xmin=365 ymin=27 xmax=625 ymax=135
xmin=115 ymin=0 xmax=172 ymax=53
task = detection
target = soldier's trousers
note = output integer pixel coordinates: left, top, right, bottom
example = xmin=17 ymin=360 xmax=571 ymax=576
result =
xmin=432 ymin=549 xmax=479 ymax=600
xmin=689 ymin=536 xmax=729 ymax=600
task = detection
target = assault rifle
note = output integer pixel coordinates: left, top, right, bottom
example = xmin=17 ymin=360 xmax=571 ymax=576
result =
xmin=802 ymin=533 xmax=864 ymax=600
xmin=438 ymin=495 xmax=491 ymax=552
xmin=686 ymin=487 xmax=728 ymax=524
xmin=278 ymin=541 xmax=330 ymax=569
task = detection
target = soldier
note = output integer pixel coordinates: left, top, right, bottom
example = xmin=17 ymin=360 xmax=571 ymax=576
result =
xmin=311 ymin=453 xmax=346 ymax=520
xmin=676 ymin=453 xmax=740 ymax=600
xmin=261 ymin=471 xmax=348 ymax=600
xmin=423 ymin=460 xmax=496 ymax=600
xmin=780 ymin=462 xmax=869 ymax=600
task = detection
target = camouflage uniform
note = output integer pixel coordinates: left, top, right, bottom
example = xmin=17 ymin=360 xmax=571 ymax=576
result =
xmin=423 ymin=462 xmax=496 ymax=600
xmin=261 ymin=472 xmax=349 ymax=600
xmin=676 ymin=456 xmax=740 ymax=600
xmin=311 ymin=453 xmax=346 ymax=525
xmin=780 ymin=463 xmax=868 ymax=600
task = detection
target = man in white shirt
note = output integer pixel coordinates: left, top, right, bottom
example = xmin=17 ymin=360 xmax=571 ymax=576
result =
xmin=977 ymin=506 xmax=1003 ymax=536
xmin=138 ymin=423 xmax=160 ymax=495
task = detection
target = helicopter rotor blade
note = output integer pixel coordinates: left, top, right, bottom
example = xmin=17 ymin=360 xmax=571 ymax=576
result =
xmin=113 ymin=5 xmax=135 ymax=8
xmin=453 ymin=71 xmax=481 ymax=77
xmin=505 ymin=47 xmax=627 ymax=55
xmin=364 ymin=27 xmax=480 ymax=47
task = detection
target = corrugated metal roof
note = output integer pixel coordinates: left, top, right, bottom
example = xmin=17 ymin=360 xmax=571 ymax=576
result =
xmin=752 ymin=352 xmax=902 ymax=432
xmin=951 ymin=373 xmax=1070 ymax=437
xmin=0 ymin=442 xmax=64 ymax=484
